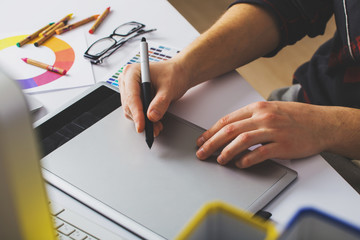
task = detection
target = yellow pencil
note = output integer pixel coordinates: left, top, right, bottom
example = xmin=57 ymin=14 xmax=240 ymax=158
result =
xmin=34 ymin=22 xmax=65 ymax=47
xmin=89 ymin=7 xmax=110 ymax=34
xmin=16 ymin=23 xmax=54 ymax=47
xmin=40 ymin=13 xmax=73 ymax=37
xmin=56 ymin=14 xmax=99 ymax=34
xmin=21 ymin=58 xmax=67 ymax=75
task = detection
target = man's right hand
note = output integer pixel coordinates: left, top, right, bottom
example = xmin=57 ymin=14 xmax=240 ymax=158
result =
xmin=118 ymin=59 xmax=190 ymax=137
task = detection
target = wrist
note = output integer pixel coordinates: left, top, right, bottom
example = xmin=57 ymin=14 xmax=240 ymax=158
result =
xmin=171 ymin=53 xmax=194 ymax=90
xmin=322 ymin=106 xmax=360 ymax=159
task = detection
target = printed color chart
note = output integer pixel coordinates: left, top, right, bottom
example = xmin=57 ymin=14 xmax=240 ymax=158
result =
xmin=0 ymin=31 xmax=94 ymax=94
xmin=107 ymin=44 xmax=179 ymax=87
xmin=0 ymin=35 xmax=75 ymax=89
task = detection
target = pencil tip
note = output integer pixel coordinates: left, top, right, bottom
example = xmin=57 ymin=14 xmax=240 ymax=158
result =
xmin=89 ymin=29 xmax=94 ymax=34
xmin=16 ymin=43 xmax=21 ymax=47
xmin=21 ymin=58 xmax=27 ymax=62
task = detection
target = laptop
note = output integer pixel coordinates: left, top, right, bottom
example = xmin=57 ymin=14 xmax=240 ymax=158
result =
xmin=0 ymin=71 xmax=134 ymax=240
xmin=1 ymin=70 xmax=297 ymax=239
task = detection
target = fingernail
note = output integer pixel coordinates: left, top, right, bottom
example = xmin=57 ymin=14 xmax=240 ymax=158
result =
xmin=235 ymin=160 xmax=244 ymax=169
xmin=197 ymin=136 xmax=205 ymax=146
xmin=135 ymin=122 xmax=140 ymax=133
xmin=217 ymin=155 xmax=224 ymax=165
xmin=149 ymin=109 xmax=161 ymax=121
xmin=196 ymin=147 xmax=205 ymax=159
xmin=154 ymin=127 xmax=160 ymax=137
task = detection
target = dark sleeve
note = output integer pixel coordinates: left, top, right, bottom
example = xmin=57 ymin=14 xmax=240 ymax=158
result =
xmin=229 ymin=0 xmax=334 ymax=56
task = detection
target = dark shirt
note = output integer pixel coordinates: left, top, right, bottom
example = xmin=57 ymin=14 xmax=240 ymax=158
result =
xmin=231 ymin=0 xmax=360 ymax=108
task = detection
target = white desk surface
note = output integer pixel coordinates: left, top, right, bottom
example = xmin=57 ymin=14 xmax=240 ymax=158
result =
xmin=2 ymin=0 xmax=359 ymax=234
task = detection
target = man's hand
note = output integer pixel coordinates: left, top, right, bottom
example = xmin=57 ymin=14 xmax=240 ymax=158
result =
xmin=196 ymin=101 xmax=338 ymax=168
xmin=118 ymin=60 xmax=189 ymax=137
xmin=118 ymin=3 xmax=281 ymax=139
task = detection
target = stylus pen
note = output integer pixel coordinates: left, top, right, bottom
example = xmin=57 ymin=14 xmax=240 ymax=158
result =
xmin=140 ymin=37 xmax=154 ymax=149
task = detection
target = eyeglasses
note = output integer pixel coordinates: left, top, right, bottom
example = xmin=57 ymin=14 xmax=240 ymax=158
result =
xmin=84 ymin=21 xmax=156 ymax=64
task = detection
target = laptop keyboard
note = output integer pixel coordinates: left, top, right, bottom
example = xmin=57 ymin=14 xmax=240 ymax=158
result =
xmin=50 ymin=202 xmax=100 ymax=240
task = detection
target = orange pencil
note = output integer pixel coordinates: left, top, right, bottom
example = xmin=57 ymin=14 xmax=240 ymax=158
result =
xmin=89 ymin=7 xmax=110 ymax=34
xmin=34 ymin=22 xmax=64 ymax=47
xmin=40 ymin=13 xmax=73 ymax=37
xmin=16 ymin=23 xmax=54 ymax=47
xmin=56 ymin=14 xmax=99 ymax=34
xmin=22 ymin=58 xmax=67 ymax=75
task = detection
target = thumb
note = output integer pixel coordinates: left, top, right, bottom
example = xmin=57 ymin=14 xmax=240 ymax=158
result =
xmin=147 ymin=92 xmax=171 ymax=122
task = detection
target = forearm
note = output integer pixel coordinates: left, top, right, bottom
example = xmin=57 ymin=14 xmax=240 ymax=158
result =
xmin=174 ymin=3 xmax=280 ymax=88
xmin=324 ymin=106 xmax=360 ymax=159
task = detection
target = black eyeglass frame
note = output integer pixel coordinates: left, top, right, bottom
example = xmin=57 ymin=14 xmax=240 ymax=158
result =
xmin=84 ymin=21 xmax=156 ymax=64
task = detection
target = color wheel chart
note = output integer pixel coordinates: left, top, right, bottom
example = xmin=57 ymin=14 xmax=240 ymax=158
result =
xmin=107 ymin=43 xmax=179 ymax=87
xmin=0 ymin=35 xmax=75 ymax=90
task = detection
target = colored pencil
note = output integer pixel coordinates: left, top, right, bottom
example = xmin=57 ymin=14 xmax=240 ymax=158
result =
xmin=16 ymin=23 xmax=55 ymax=47
xmin=89 ymin=7 xmax=110 ymax=34
xmin=21 ymin=58 xmax=67 ymax=75
xmin=40 ymin=24 xmax=57 ymax=37
xmin=40 ymin=13 xmax=73 ymax=37
xmin=34 ymin=22 xmax=64 ymax=47
xmin=56 ymin=14 xmax=99 ymax=34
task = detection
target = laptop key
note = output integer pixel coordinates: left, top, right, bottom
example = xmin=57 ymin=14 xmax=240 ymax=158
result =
xmin=69 ymin=229 xmax=87 ymax=240
xmin=53 ymin=217 xmax=65 ymax=228
xmin=49 ymin=202 xmax=65 ymax=216
xmin=58 ymin=222 xmax=76 ymax=235
xmin=57 ymin=233 xmax=72 ymax=240
xmin=85 ymin=236 xmax=100 ymax=240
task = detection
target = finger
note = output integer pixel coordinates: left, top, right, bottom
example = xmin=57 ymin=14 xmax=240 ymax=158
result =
xmin=196 ymin=107 xmax=253 ymax=147
xmin=153 ymin=121 xmax=163 ymax=137
xmin=123 ymin=106 xmax=133 ymax=120
xmin=147 ymin=90 xmax=172 ymax=122
xmin=235 ymin=143 xmax=278 ymax=168
xmin=122 ymin=64 xmax=145 ymax=133
xmin=126 ymin=88 xmax=144 ymax=133
xmin=196 ymin=119 xmax=256 ymax=160
xmin=119 ymin=80 xmax=134 ymax=121
xmin=217 ymin=129 xmax=270 ymax=165
xmin=119 ymin=73 xmax=128 ymax=117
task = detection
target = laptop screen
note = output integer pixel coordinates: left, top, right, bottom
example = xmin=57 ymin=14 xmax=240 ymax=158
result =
xmin=0 ymin=71 xmax=56 ymax=240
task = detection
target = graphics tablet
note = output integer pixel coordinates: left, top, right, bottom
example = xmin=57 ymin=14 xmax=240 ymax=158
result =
xmin=34 ymin=82 xmax=297 ymax=240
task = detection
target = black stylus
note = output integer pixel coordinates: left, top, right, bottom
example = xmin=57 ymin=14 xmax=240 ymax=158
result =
xmin=140 ymin=37 xmax=154 ymax=148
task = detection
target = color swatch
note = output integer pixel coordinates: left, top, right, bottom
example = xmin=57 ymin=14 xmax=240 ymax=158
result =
xmin=107 ymin=44 xmax=179 ymax=87
xmin=0 ymin=35 xmax=75 ymax=89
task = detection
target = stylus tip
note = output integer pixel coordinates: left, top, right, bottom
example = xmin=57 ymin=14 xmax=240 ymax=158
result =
xmin=146 ymin=139 xmax=153 ymax=149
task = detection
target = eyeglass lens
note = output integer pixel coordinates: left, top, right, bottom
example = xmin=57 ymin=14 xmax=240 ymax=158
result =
xmin=87 ymin=38 xmax=116 ymax=56
xmin=114 ymin=23 xmax=142 ymax=36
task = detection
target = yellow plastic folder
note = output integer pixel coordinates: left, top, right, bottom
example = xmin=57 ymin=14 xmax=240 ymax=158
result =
xmin=176 ymin=201 xmax=278 ymax=240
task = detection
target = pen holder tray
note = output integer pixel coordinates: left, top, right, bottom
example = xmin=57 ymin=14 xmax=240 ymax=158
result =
xmin=278 ymin=207 xmax=360 ymax=240
xmin=176 ymin=201 xmax=278 ymax=240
